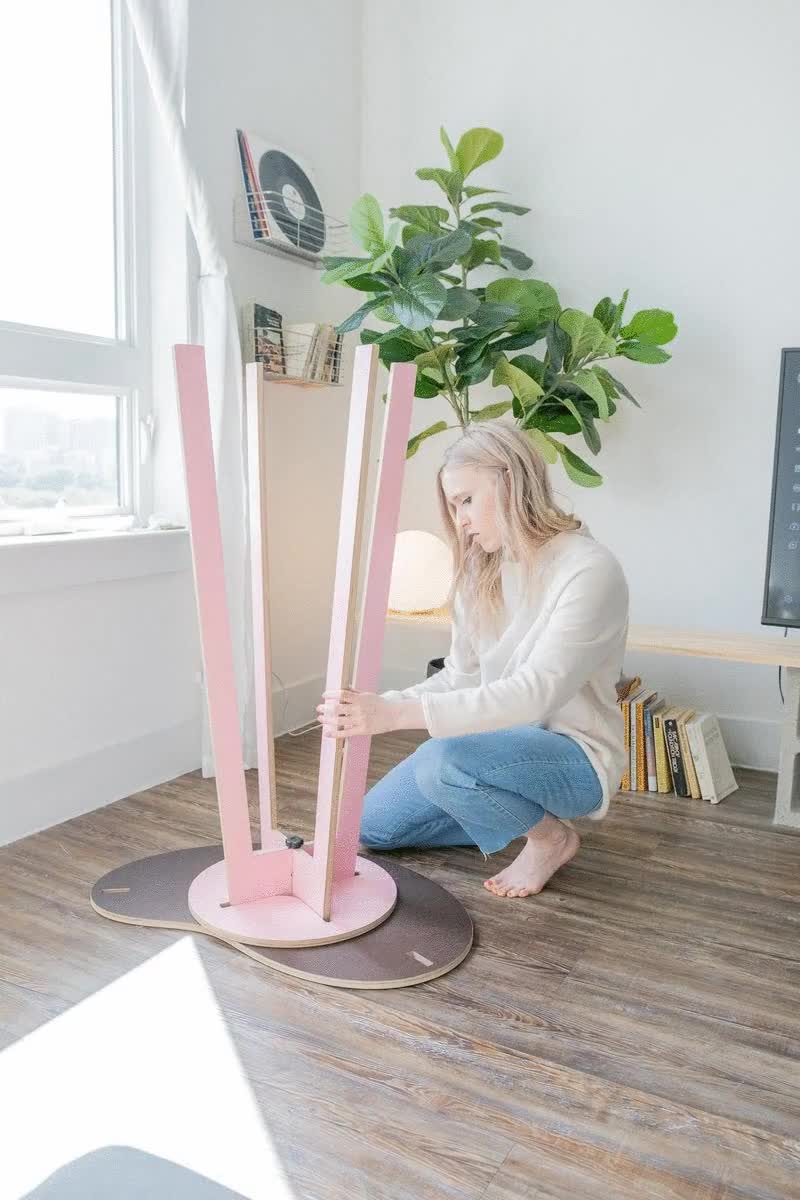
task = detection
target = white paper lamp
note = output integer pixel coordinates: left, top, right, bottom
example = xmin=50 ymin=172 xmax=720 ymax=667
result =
xmin=388 ymin=530 xmax=452 ymax=613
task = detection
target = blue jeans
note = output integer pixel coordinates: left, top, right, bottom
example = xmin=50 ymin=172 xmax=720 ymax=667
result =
xmin=360 ymin=725 xmax=603 ymax=857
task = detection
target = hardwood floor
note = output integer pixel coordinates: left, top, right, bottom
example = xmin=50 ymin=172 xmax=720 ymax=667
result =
xmin=2 ymin=728 xmax=800 ymax=1199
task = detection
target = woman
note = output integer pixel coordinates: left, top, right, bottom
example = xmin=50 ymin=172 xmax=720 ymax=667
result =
xmin=316 ymin=421 xmax=629 ymax=899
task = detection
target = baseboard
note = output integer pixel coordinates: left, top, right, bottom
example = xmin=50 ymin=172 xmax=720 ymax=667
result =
xmin=0 ymin=719 xmax=200 ymax=848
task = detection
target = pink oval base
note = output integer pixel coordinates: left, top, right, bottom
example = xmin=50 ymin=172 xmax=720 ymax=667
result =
xmin=187 ymin=855 xmax=397 ymax=947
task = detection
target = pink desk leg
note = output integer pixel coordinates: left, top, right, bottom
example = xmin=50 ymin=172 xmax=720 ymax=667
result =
xmin=173 ymin=345 xmax=256 ymax=904
xmin=297 ymin=354 xmax=416 ymax=920
xmin=333 ymin=361 xmax=416 ymax=880
xmin=245 ymin=362 xmax=278 ymax=840
xmin=295 ymin=344 xmax=378 ymax=919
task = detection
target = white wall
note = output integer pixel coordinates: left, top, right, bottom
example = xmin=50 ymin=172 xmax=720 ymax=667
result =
xmin=365 ymin=0 xmax=800 ymax=770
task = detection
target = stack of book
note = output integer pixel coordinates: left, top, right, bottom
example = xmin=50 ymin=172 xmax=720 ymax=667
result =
xmin=241 ymin=302 xmax=343 ymax=384
xmin=616 ymin=676 xmax=739 ymax=803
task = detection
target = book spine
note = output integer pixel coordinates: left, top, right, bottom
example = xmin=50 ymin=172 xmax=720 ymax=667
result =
xmin=644 ymin=705 xmax=657 ymax=790
xmin=686 ymin=721 xmax=714 ymax=801
xmin=630 ymin=702 xmax=638 ymax=791
xmin=664 ymin=716 xmax=688 ymax=796
xmin=620 ymin=699 xmax=632 ymax=790
xmin=636 ymin=703 xmax=648 ymax=790
xmin=653 ymin=713 xmax=672 ymax=792
xmin=679 ymin=719 xmax=701 ymax=799
xmin=242 ymin=302 xmax=255 ymax=364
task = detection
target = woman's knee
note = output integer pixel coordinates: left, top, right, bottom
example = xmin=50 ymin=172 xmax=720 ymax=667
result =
xmin=412 ymin=736 xmax=475 ymax=797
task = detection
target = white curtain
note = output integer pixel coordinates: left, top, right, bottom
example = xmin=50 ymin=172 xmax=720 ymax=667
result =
xmin=126 ymin=0 xmax=257 ymax=774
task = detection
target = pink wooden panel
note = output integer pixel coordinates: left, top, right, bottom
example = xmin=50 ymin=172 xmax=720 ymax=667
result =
xmin=296 ymin=345 xmax=377 ymax=918
xmin=333 ymin=361 xmax=416 ymax=878
xmin=173 ymin=345 xmax=255 ymax=904
xmin=245 ymin=362 xmax=277 ymax=839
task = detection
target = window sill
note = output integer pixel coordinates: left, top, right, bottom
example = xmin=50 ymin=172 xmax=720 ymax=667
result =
xmin=0 ymin=527 xmax=192 ymax=597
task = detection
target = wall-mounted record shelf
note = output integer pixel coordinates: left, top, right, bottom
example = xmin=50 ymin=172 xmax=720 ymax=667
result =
xmin=233 ymin=191 xmax=352 ymax=268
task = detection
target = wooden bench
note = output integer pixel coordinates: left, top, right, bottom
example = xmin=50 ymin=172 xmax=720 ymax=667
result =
xmin=387 ymin=612 xmax=800 ymax=829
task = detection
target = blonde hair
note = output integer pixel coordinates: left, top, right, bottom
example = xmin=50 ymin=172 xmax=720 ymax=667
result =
xmin=435 ymin=419 xmax=582 ymax=642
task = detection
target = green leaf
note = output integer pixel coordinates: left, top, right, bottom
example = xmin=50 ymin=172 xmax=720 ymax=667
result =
xmin=350 ymin=194 xmax=385 ymax=256
xmin=508 ymin=354 xmax=546 ymax=385
xmin=407 ymin=226 xmax=473 ymax=272
xmin=407 ymin=420 xmax=448 ymax=456
xmin=416 ymin=166 xmax=463 ymax=206
xmin=573 ymin=368 xmax=611 ymax=421
xmin=401 ymin=223 xmax=427 ymax=245
xmin=524 ymin=406 xmax=581 ymax=436
xmin=558 ymin=310 xmax=611 ymax=370
xmin=611 ymin=289 xmax=629 ymax=337
xmin=559 ymin=397 xmax=601 ymax=455
xmin=463 ymin=186 xmax=507 ymax=198
xmin=341 ymin=272 xmax=390 ymax=293
xmin=545 ymin=320 xmax=571 ymax=371
xmin=359 ymin=329 xmax=383 ymax=345
xmin=470 ymin=301 xmax=521 ymax=330
xmin=493 ymin=357 xmax=544 ymax=406
xmin=461 ymin=239 xmax=502 ymax=271
xmin=485 ymin=278 xmax=560 ymax=331
xmin=379 ymin=337 xmax=420 ymax=364
xmin=455 ymin=128 xmax=504 ymax=178
xmin=493 ymin=329 xmax=545 ymax=352
xmin=389 ymin=204 xmax=450 ymax=232
xmin=620 ymin=309 xmax=677 ymax=345
xmin=387 ymin=275 xmax=447 ymax=330
xmin=440 ymin=126 xmax=458 ymax=169
xmin=498 ymin=246 xmax=534 ymax=270
xmin=439 ymin=287 xmax=481 ymax=321
xmin=472 ymin=216 xmax=503 ymax=229
xmin=335 ymin=296 xmax=386 ymax=334
xmin=598 ymin=368 xmax=641 ymax=408
xmin=618 ymin=341 xmax=671 ymax=364
xmin=459 ymin=353 xmax=501 ymax=386
xmin=371 ymin=304 xmax=396 ymax=324
xmin=320 ymin=256 xmax=376 ymax=285
xmin=471 ymin=400 xmax=513 ymax=422
xmin=592 ymin=297 xmax=617 ymax=333
xmin=554 ymin=442 xmax=603 ymax=487
xmin=414 ymin=374 xmax=441 ymax=398
xmin=469 ymin=201 xmax=530 ymax=215
xmin=526 ymin=428 xmax=559 ymax=464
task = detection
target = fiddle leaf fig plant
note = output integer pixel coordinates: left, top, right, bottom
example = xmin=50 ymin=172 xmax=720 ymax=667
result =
xmin=321 ymin=126 xmax=677 ymax=487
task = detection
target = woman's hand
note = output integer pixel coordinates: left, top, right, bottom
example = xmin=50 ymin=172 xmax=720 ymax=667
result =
xmin=316 ymin=688 xmax=398 ymax=739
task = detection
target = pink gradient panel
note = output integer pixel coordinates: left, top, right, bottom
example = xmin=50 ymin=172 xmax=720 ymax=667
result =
xmin=302 ymin=344 xmax=376 ymax=916
xmin=245 ymin=363 xmax=277 ymax=838
xmin=334 ymin=361 xmax=416 ymax=878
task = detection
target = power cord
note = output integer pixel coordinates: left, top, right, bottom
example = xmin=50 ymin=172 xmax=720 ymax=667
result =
xmin=779 ymin=625 xmax=788 ymax=704
xmin=270 ymin=670 xmax=322 ymax=739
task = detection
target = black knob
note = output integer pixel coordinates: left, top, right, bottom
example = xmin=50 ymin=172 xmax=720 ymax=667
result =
xmin=285 ymin=834 xmax=304 ymax=850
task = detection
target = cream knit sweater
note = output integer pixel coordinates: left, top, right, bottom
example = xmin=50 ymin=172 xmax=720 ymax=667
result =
xmin=381 ymin=523 xmax=629 ymax=820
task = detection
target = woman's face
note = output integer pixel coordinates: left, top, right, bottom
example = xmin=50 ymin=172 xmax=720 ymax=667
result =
xmin=441 ymin=465 xmax=503 ymax=554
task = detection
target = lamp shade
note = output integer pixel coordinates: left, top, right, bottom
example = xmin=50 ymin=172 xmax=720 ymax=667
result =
xmin=388 ymin=530 xmax=452 ymax=612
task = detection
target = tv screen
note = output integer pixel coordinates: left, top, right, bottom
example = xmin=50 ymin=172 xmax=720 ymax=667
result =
xmin=763 ymin=348 xmax=800 ymax=627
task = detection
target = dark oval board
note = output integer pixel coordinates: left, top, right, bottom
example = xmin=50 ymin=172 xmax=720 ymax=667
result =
xmin=90 ymin=848 xmax=473 ymax=990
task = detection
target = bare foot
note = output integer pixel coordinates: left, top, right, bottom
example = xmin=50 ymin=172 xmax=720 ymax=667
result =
xmin=483 ymin=818 xmax=580 ymax=898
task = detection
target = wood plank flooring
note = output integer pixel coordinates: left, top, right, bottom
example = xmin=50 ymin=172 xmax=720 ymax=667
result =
xmin=1 ymin=728 xmax=800 ymax=1199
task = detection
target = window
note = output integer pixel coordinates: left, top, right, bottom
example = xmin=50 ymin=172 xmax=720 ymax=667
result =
xmin=0 ymin=0 xmax=151 ymax=535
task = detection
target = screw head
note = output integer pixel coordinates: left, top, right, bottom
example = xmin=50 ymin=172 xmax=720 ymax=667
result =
xmin=285 ymin=834 xmax=304 ymax=850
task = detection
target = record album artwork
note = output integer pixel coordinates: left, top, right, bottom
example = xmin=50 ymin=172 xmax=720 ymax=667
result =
xmin=236 ymin=130 xmax=326 ymax=254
